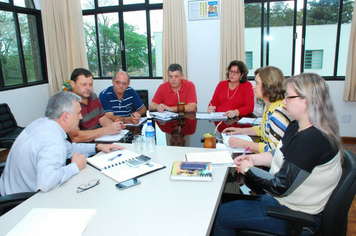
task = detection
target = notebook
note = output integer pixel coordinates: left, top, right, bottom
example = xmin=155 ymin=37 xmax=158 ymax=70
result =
xmin=185 ymin=151 xmax=234 ymax=165
xmin=87 ymin=149 xmax=165 ymax=183
xmin=150 ymin=111 xmax=178 ymax=121
xmin=125 ymin=117 xmax=147 ymax=126
xmin=195 ymin=112 xmax=228 ymax=120
xmin=94 ymin=129 xmax=129 ymax=142
xmin=170 ymin=161 xmax=212 ymax=181
xmin=238 ymin=117 xmax=262 ymax=126
xmin=221 ymin=133 xmax=254 ymax=153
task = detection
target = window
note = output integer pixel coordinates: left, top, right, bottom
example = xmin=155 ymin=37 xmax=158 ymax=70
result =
xmin=244 ymin=0 xmax=354 ymax=79
xmin=0 ymin=1 xmax=47 ymax=91
xmin=81 ymin=0 xmax=163 ymax=79
xmin=304 ymin=50 xmax=323 ymax=69
xmin=245 ymin=51 xmax=253 ymax=70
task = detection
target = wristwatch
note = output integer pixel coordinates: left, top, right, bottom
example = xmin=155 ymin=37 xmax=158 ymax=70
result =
xmin=244 ymin=166 xmax=253 ymax=174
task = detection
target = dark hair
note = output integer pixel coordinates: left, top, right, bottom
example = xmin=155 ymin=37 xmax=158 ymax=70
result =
xmin=167 ymin=63 xmax=183 ymax=75
xmin=226 ymin=60 xmax=248 ymax=83
xmin=255 ymin=66 xmax=285 ymax=102
xmin=70 ymin=68 xmax=92 ymax=82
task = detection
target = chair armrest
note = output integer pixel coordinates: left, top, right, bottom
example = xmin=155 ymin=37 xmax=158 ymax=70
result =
xmin=267 ymin=206 xmax=317 ymax=227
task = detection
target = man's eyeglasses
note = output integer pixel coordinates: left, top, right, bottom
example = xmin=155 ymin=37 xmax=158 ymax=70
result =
xmin=114 ymin=81 xmax=128 ymax=86
xmin=229 ymin=70 xmax=240 ymax=75
xmin=77 ymin=179 xmax=100 ymax=193
xmin=284 ymin=92 xmax=301 ymax=100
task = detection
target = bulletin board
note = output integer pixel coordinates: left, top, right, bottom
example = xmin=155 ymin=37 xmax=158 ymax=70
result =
xmin=188 ymin=0 xmax=220 ymax=21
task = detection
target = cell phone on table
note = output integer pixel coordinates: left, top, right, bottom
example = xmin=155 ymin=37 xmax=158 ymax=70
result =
xmin=115 ymin=178 xmax=141 ymax=190
xmin=126 ymin=155 xmax=151 ymax=167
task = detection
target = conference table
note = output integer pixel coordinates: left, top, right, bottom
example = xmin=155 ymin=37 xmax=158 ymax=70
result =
xmin=0 ymin=113 xmax=259 ymax=235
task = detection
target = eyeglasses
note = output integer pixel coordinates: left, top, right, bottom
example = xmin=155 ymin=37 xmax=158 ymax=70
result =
xmin=284 ymin=92 xmax=301 ymax=100
xmin=77 ymin=179 xmax=100 ymax=193
xmin=114 ymin=81 xmax=128 ymax=86
xmin=229 ymin=70 xmax=240 ymax=75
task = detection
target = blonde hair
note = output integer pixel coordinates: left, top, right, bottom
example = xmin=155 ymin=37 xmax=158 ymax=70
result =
xmin=284 ymin=73 xmax=342 ymax=151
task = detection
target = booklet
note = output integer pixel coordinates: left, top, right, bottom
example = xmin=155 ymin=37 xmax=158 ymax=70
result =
xmin=221 ymin=133 xmax=253 ymax=153
xmin=95 ymin=129 xmax=129 ymax=142
xmin=150 ymin=111 xmax=178 ymax=121
xmin=87 ymin=149 xmax=165 ymax=183
xmin=170 ymin=161 xmax=212 ymax=182
xmin=185 ymin=151 xmax=234 ymax=165
xmin=238 ymin=117 xmax=262 ymax=126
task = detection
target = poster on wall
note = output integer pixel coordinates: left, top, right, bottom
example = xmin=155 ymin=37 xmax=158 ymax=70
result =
xmin=188 ymin=0 xmax=220 ymax=21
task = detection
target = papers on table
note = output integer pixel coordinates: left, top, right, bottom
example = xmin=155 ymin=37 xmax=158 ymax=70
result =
xmin=125 ymin=117 xmax=147 ymax=126
xmin=238 ymin=117 xmax=262 ymax=126
xmin=6 ymin=208 xmax=97 ymax=236
xmin=219 ymin=133 xmax=253 ymax=153
xmin=150 ymin=111 xmax=178 ymax=121
xmin=185 ymin=150 xmax=234 ymax=165
xmin=195 ymin=112 xmax=227 ymax=120
xmin=95 ymin=129 xmax=129 ymax=142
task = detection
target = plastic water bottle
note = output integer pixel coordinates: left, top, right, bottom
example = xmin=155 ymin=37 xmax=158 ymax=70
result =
xmin=145 ymin=120 xmax=156 ymax=153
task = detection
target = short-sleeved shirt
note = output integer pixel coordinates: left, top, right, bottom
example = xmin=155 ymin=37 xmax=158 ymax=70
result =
xmin=99 ymin=86 xmax=144 ymax=117
xmin=152 ymin=79 xmax=197 ymax=107
xmin=79 ymin=93 xmax=105 ymax=130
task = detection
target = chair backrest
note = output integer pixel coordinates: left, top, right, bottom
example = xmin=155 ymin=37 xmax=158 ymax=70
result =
xmin=321 ymin=150 xmax=356 ymax=236
xmin=0 ymin=103 xmax=18 ymax=136
xmin=135 ymin=90 xmax=149 ymax=110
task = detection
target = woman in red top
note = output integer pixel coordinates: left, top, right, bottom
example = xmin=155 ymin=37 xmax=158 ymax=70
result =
xmin=208 ymin=60 xmax=254 ymax=118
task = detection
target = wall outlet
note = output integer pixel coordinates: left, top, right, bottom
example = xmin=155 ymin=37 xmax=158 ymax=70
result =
xmin=341 ymin=115 xmax=351 ymax=123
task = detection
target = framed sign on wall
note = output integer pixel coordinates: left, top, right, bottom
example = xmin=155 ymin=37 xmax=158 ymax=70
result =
xmin=188 ymin=0 xmax=220 ymax=21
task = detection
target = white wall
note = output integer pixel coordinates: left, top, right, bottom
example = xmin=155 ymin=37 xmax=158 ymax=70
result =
xmin=1 ymin=1 xmax=355 ymax=137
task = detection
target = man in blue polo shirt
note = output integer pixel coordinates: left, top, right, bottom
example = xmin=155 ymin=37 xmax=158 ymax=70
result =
xmin=99 ymin=71 xmax=147 ymax=124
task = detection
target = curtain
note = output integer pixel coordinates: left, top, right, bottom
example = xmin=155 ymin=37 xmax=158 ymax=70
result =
xmin=40 ymin=0 xmax=88 ymax=95
xmin=162 ymin=0 xmax=188 ymax=82
xmin=219 ymin=0 xmax=245 ymax=81
xmin=343 ymin=4 xmax=356 ymax=101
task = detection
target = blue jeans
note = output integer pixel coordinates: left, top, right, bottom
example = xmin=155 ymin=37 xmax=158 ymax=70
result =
xmin=212 ymin=194 xmax=321 ymax=236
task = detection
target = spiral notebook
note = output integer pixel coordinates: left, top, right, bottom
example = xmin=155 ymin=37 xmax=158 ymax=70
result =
xmin=170 ymin=161 xmax=212 ymax=182
xmin=150 ymin=111 xmax=178 ymax=121
xmin=88 ymin=149 xmax=165 ymax=183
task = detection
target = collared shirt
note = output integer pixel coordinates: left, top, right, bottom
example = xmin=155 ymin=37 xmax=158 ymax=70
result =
xmin=0 ymin=117 xmax=96 ymax=195
xmin=80 ymin=93 xmax=105 ymax=130
xmin=99 ymin=86 xmax=144 ymax=117
xmin=152 ymin=79 xmax=197 ymax=107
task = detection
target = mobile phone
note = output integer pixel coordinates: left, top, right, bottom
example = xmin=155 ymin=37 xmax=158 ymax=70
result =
xmin=115 ymin=178 xmax=141 ymax=190
xmin=126 ymin=155 xmax=151 ymax=167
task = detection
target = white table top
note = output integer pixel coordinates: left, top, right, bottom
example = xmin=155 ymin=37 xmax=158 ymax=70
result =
xmin=0 ymin=144 xmax=229 ymax=236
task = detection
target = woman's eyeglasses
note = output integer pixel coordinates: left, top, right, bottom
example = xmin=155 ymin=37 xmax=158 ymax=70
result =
xmin=284 ymin=92 xmax=301 ymax=100
xmin=229 ymin=70 xmax=240 ymax=75
xmin=77 ymin=179 xmax=100 ymax=193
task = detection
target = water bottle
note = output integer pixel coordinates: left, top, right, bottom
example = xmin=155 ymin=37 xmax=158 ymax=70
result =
xmin=145 ymin=120 xmax=156 ymax=153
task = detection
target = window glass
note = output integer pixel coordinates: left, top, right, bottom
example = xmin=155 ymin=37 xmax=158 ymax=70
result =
xmin=18 ymin=13 xmax=43 ymax=82
xmin=13 ymin=0 xmax=34 ymax=8
xmin=245 ymin=3 xmax=261 ymax=76
xmin=150 ymin=9 xmax=163 ymax=77
xmin=98 ymin=0 xmax=119 ymax=7
xmin=123 ymin=11 xmax=148 ymax=76
xmin=268 ymin=1 xmax=294 ymax=76
xmin=98 ymin=13 xmax=121 ymax=77
xmin=81 ymin=0 xmax=94 ymax=10
xmin=123 ymin=0 xmax=144 ymax=4
xmin=246 ymin=51 xmax=253 ymax=70
xmin=83 ymin=15 xmax=99 ymax=76
xmin=305 ymin=50 xmax=323 ymax=69
xmin=0 ymin=11 xmax=23 ymax=86
xmin=337 ymin=0 xmax=354 ymax=76
xmin=0 ymin=0 xmax=9 ymax=3
xmin=304 ymin=0 xmax=338 ymax=75
xmin=150 ymin=0 xmax=163 ymax=3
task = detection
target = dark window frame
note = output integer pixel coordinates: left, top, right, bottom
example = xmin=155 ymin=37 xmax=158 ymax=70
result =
xmin=82 ymin=0 xmax=163 ymax=80
xmin=0 ymin=1 xmax=47 ymax=91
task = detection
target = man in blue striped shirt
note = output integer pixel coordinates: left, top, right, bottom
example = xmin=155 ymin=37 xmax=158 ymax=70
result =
xmin=99 ymin=71 xmax=147 ymax=124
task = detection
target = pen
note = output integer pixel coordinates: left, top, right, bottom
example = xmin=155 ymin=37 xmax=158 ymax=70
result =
xmin=237 ymin=147 xmax=250 ymax=162
xmin=109 ymin=153 xmax=122 ymax=161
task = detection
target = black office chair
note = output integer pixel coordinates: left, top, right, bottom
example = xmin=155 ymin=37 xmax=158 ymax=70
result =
xmin=135 ymin=90 xmax=149 ymax=110
xmin=237 ymin=150 xmax=356 ymax=236
xmin=0 ymin=192 xmax=36 ymax=216
xmin=0 ymin=103 xmax=24 ymax=148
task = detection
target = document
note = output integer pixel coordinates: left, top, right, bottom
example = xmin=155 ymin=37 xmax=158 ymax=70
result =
xmin=6 ymin=208 xmax=97 ymax=236
xmin=125 ymin=117 xmax=147 ymax=126
xmin=185 ymin=150 xmax=234 ymax=165
xmin=238 ymin=117 xmax=262 ymax=126
xmin=150 ymin=111 xmax=178 ymax=121
xmin=221 ymin=133 xmax=253 ymax=153
xmin=195 ymin=112 xmax=227 ymax=120
xmin=87 ymin=149 xmax=165 ymax=183
xmin=95 ymin=129 xmax=129 ymax=142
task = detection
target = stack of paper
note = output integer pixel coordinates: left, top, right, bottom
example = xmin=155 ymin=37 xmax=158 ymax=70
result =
xmin=195 ymin=112 xmax=227 ymax=120
xmin=185 ymin=150 xmax=234 ymax=165
xmin=238 ymin=117 xmax=262 ymax=125
xmin=125 ymin=117 xmax=147 ymax=126
xmin=95 ymin=129 xmax=129 ymax=142
xmin=220 ymin=133 xmax=253 ymax=153
xmin=150 ymin=111 xmax=178 ymax=121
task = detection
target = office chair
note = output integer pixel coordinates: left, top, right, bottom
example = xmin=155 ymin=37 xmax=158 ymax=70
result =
xmin=0 ymin=192 xmax=36 ymax=216
xmin=0 ymin=103 xmax=24 ymax=149
xmin=135 ymin=90 xmax=149 ymax=110
xmin=237 ymin=150 xmax=356 ymax=236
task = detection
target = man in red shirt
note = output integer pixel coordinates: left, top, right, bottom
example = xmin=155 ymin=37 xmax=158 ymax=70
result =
xmin=68 ymin=68 xmax=124 ymax=143
xmin=149 ymin=64 xmax=197 ymax=112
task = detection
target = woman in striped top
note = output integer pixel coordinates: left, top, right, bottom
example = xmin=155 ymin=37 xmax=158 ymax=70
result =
xmin=222 ymin=66 xmax=291 ymax=153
